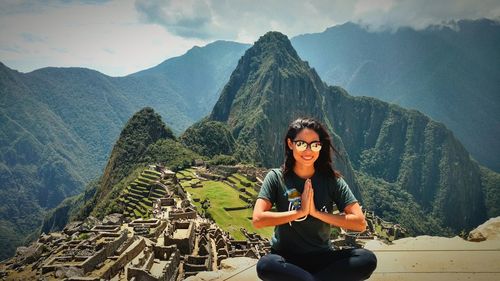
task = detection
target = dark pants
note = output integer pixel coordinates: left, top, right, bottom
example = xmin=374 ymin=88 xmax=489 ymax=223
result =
xmin=256 ymin=248 xmax=377 ymax=281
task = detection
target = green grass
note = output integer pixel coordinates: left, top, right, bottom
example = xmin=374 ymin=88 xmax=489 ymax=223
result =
xmin=180 ymin=170 xmax=195 ymax=178
xmin=228 ymin=174 xmax=258 ymax=197
xmin=184 ymin=180 xmax=273 ymax=240
xmin=141 ymin=173 xmax=159 ymax=181
xmin=133 ymin=209 xmax=143 ymax=218
xmin=144 ymin=169 xmax=161 ymax=176
xmin=244 ymin=187 xmax=258 ymax=196
xmin=232 ymin=173 xmax=254 ymax=186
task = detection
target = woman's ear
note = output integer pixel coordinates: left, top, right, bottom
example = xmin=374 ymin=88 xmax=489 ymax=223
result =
xmin=287 ymin=138 xmax=294 ymax=150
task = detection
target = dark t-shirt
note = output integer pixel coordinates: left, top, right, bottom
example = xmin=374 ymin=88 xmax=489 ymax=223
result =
xmin=257 ymin=168 xmax=358 ymax=254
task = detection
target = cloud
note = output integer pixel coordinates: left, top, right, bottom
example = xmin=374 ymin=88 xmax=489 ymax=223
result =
xmin=1 ymin=0 xmax=499 ymax=76
xmin=134 ymin=0 xmax=348 ymax=41
xmin=135 ymin=0 xmax=216 ymax=39
xmin=21 ymin=33 xmax=47 ymax=43
xmin=354 ymin=0 xmax=500 ymax=31
xmin=135 ymin=0 xmax=500 ymax=41
xmin=0 ymin=0 xmax=207 ymax=76
xmin=0 ymin=0 xmax=112 ymax=15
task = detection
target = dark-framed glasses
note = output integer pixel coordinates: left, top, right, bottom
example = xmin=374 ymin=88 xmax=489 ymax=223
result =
xmin=293 ymin=140 xmax=322 ymax=152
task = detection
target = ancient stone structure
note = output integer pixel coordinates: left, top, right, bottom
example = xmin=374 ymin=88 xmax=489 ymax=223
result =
xmin=164 ymin=221 xmax=196 ymax=255
xmin=169 ymin=207 xmax=197 ymax=220
xmin=0 ymin=165 xmax=282 ymax=281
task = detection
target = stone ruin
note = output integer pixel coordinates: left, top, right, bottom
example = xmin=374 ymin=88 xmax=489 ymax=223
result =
xmin=331 ymin=209 xmax=409 ymax=249
xmin=127 ymin=242 xmax=180 ymax=281
xmin=164 ymin=220 xmax=196 ymax=255
xmin=169 ymin=207 xmax=197 ymax=220
xmin=41 ymin=230 xmax=128 ymax=278
xmin=1 ymin=164 xmax=401 ymax=280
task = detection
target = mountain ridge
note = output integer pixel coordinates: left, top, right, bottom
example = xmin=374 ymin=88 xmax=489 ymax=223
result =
xmin=1 ymin=19 xmax=500 ymax=260
xmin=202 ymin=31 xmax=494 ymax=234
xmin=291 ymin=18 xmax=500 ymax=172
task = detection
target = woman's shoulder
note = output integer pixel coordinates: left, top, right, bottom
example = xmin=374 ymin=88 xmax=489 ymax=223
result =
xmin=264 ymin=168 xmax=283 ymax=181
xmin=335 ymin=176 xmax=348 ymax=186
xmin=269 ymin=167 xmax=282 ymax=174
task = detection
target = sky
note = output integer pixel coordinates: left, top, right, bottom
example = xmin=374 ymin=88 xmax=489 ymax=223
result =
xmin=1 ymin=0 xmax=499 ymax=77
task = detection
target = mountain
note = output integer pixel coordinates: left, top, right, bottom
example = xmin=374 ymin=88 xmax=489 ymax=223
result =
xmin=130 ymin=40 xmax=250 ymax=120
xmin=291 ymin=19 xmax=500 ymax=172
xmin=180 ymin=118 xmax=237 ymax=158
xmin=0 ymin=41 xmax=247 ymax=260
xmin=204 ymin=31 xmax=498 ymax=235
xmin=2 ymin=19 xmax=499 ymax=259
xmin=77 ymin=107 xmax=174 ymax=218
xmin=42 ymin=107 xmax=200 ymax=233
xmin=209 ymin=32 xmax=362 ymax=200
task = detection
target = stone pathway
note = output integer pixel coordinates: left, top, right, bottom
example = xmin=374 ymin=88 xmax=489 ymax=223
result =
xmin=196 ymin=236 xmax=500 ymax=281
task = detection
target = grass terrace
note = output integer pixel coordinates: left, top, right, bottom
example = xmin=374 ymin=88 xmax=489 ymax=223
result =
xmin=182 ymin=177 xmax=273 ymax=240
xmin=118 ymin=168 xmax=166 ymax=219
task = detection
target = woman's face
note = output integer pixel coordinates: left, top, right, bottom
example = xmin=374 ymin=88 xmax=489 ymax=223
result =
xmin=287 ymin=128 xmax=321 ymax=168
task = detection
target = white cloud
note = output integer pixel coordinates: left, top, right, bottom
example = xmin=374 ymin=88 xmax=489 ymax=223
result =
xmin=0 ymin=0 xmax=208 ymax=76
xmin=135 ymin=0 xmax=500 ymax=40
xmin=134 ymin=0 xmax=350 ymax=42
xmin=1 ymin=0 xmax=499 ymax=76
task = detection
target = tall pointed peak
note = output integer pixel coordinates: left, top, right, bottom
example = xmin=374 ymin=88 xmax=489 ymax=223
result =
xmin=99 ymin=107 xmax=173 ymax=196
xmin=209 ymin=31 xmax=323 ymax=123
xmin=251 ymin=31 xmax=298 ymax=56
xmin=242 ymin=31 xmax=304 ymax=72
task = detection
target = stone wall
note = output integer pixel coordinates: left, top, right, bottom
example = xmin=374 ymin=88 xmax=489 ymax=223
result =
xmin=159 ymin=198 xmax=175 ymax=206
xmin=127 ymin=245 xmax=180 ymax=281
xmin=169 ymin=208 xmax=197 ymax=220
xmin=99 ymin=238 xmax=146 ymax=280
xmin=164 ymin=221 xmax=195 ymax=255
xmin=81 ymin=231 xmax=128 ymax=273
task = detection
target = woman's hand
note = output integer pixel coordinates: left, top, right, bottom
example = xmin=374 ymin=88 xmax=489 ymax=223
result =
xmin=299 ymin=179 xmax=312 ymax=216
xmin=308 ymin=180 xmax=318 ymax=217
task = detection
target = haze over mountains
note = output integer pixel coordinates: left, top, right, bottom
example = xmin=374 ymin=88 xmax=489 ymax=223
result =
xmin=292 ymin=19 xmax=500 ymax=172
xmin=204 ymin=31 xmax=493 ymax=235
xmin=47 ymin=31 xmax=500 ymax=241
xmin=1 ymin=19 xmax=499 ymax=260
xmin=0 ymin=41 xmax=248 ymax=260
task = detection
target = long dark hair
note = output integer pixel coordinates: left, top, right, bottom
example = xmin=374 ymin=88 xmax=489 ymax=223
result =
xmin=281 ymin=117 xmax=341 ymax=179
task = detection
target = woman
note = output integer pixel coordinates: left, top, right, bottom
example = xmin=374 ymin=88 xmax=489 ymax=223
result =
xmin=253 ymin=117 xmax=377 ymax=281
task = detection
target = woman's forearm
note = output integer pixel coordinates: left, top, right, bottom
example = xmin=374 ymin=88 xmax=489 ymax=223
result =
xmin=311 ymin=211 xmax=366 ymax=232
xmin=253 ymin=209 xmax=307 ymax=228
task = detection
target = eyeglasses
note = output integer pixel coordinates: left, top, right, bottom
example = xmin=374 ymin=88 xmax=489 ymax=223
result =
xmin=293 ymin=140 xmax=322 ymax=152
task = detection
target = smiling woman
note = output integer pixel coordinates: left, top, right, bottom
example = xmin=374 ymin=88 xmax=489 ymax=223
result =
xmin=252 ymin=117 xmax=377 ymax=281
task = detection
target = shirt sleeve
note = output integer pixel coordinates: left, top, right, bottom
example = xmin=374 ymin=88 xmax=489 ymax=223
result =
xmin=257 ymin=169 xmax=279 ymax=204
xmin=334 ymin=177 xmax=358 ymax=212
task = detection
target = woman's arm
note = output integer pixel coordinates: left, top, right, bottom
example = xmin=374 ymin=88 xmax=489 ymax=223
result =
xmin=309 ymin=187 xmax=367 ymax=231
xmin=252 ymin=182 xmax=312 ymax=229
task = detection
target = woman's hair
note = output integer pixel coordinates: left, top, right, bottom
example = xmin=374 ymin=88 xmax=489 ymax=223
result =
xmin=281 ymin=117 xmax=342 ymax=178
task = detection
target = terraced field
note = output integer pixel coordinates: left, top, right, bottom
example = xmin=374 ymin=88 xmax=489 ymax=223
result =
xmin=179 ymin=169 xmax=273 ymax=240
xmin=118 ymin=168 xmax=169 ymax=219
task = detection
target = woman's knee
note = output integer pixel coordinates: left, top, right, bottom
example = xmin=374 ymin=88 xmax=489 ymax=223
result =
xmin=256 ymin=254 xmax=284 ymax=278
xmin=354 ymin=248 xmax=377 ymax=273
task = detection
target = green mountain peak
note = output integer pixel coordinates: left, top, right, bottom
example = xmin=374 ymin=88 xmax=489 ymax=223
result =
xmin=209 ymin=31 xmax=325 ymax=125
xmin=75 ymin=107 xmax=175 ymax=219
xmin=206 ymin=30 xmax=493 ymax=235
xmin=206 ymin=31 xmax=360 ymax=200
xmin=100 ymin=107 xmax=174 ymax=194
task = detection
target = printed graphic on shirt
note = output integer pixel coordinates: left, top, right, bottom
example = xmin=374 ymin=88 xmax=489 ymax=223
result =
xmin=285 ymin=188 xmax=302 ymax=210
xmin=285 ymin=188 xmax=307 ymax=224
xmin=320 ymin=205 xmax=328 ymax=213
